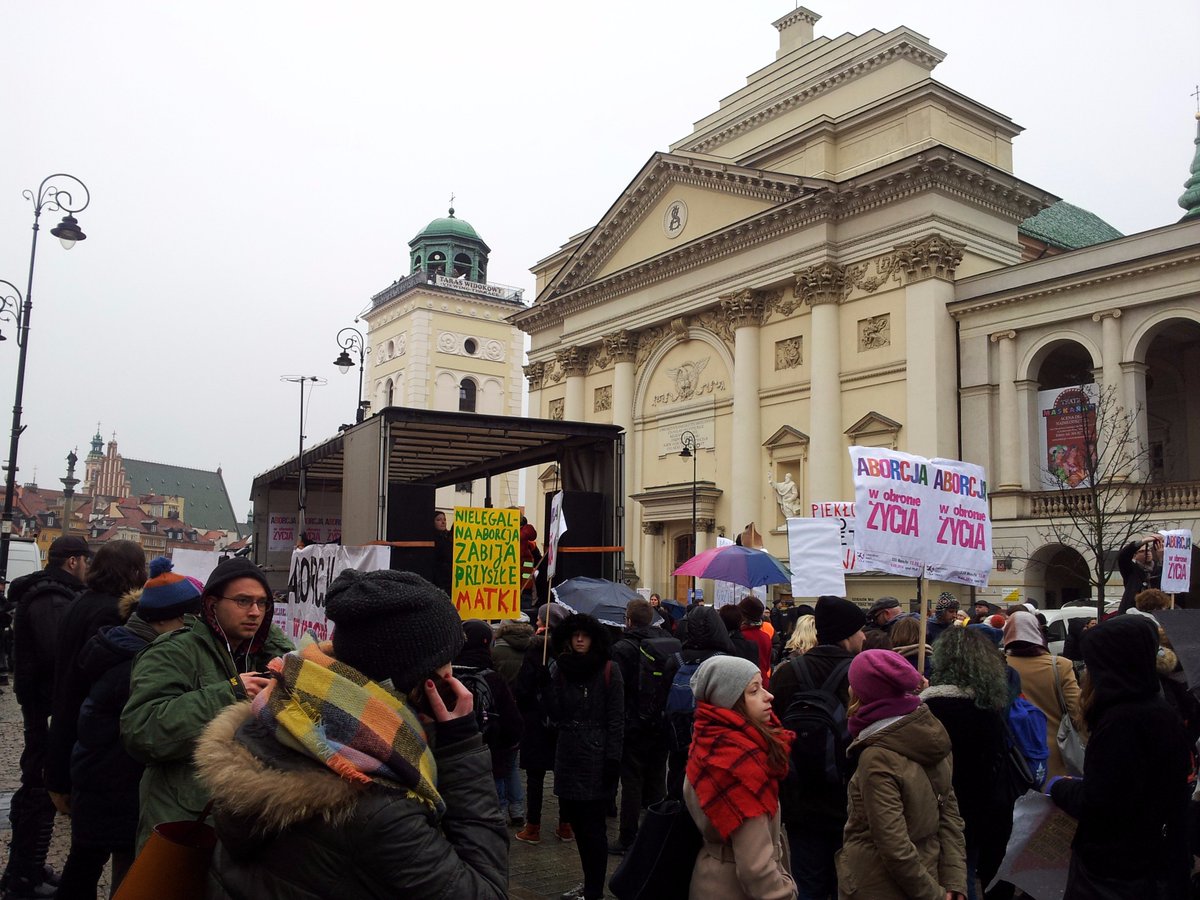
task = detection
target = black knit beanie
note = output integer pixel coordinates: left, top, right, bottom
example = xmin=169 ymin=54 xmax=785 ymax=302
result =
xmin=204 ymin=557 xmax=272 ymax=602
xmin=327 ymin=569 xmax=465 ymax=693
xmin=815 ymin=595 xmax=867 ymax=645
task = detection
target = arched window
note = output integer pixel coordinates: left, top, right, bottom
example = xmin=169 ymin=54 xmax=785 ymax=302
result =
xmin=386 ymin=378 xmax=395 ymax=407
xmin=413 ymin=255 xmax=422 ymax=274
xmin=428 ymin=251 xmax=446 ymax=277
xmin=453 ymin=253 xmax=473 ymax=279
xmin=459 ymin=377 xmax=477 ymax=412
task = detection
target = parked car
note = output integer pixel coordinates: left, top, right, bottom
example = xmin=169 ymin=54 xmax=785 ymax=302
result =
xmin=1041 ymin=602 xmax=1116 ymax=655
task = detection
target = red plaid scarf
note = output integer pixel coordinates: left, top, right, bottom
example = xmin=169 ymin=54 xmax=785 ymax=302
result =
xmin=686 ymin=702 xmax=794 ymax=841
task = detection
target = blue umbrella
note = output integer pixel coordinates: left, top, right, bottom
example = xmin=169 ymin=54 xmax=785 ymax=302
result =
xmin=551 ymin=576 xmax=639 ymax=628
xmin=673 ymin=545 xmax=791 ymax=589
xmin=659 ymin=598 xmax=687 ymax=621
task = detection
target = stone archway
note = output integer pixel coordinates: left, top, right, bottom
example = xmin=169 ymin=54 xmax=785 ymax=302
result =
xmin=1029 ymin=542 xmax=1091 ymax=609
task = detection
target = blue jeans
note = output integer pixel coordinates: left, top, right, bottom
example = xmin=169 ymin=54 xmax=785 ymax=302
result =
xmin=495 ymin=755 xmax=525 ymax=819
xmin=787 ymin=825 xmax=840 ymax=900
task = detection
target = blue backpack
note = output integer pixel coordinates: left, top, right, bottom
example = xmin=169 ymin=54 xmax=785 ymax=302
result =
xmin=1006 ymin=696 xmax=1050 ymax=789
xmin=664 ymin=653 xmax=703 ymax=752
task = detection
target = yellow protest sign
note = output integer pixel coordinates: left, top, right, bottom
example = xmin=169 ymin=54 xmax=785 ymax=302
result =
xmin=451 ymin=506 xmax=521 ymax=620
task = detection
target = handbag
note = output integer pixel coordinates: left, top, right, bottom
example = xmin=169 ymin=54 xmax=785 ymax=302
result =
xmin=112 ymin=805 xmax=217 ymax=900
xmin=1052 ymin=655 xmax=1087 ymax=776
xmin=609 ymin=798 xmax=702 ymax=900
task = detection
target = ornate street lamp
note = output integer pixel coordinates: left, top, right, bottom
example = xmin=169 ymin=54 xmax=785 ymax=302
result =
xmin=679 ymin=430 xmax=698 ymax=603
xmin=0 ymin=174 xmax=90 ymax=580
xmin=332 ymin=326 xmax=369 ymax=423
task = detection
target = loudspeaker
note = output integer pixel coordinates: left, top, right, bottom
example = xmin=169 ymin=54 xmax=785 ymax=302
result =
xmin=545 ymin=490 xmax=606 ymax=584
xmin=387 ymin=484 xmax=436 ymax=581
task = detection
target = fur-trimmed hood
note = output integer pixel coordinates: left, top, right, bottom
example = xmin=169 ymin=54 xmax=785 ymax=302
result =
xmin=118 ymin=587 xmax=141 ymax=621
xmin=551 ymin=612 xmax=612 ymax=656
xmin=195 ymin=702 xmax=367 ymax=838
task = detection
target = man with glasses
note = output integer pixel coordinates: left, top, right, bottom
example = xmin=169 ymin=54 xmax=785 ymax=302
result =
xmin=121 ymin=557 xmax=293 ymax=851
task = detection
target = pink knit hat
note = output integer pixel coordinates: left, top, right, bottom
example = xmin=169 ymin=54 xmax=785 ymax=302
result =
xmin=849 ymin=648 xmax=924 ymax=705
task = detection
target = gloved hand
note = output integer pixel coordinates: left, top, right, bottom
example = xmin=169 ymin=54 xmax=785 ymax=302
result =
xmin=602 ymin=758 xmax=621 ymax=793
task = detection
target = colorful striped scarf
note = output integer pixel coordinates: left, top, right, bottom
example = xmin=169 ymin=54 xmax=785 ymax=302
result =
xmin=252 ymin=639 xmax=444 ymax=815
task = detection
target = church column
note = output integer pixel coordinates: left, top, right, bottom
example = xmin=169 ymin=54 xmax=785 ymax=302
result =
xmin=991 ymin=331 xmax=1021 ymax=490
xmin=1122 ymin=360 xmax=1151 ymax=480
xmin=896 ymin=235 xmax=966 ymax=458
xmin=796 ymin=264 xmax=847 ymax=498
xmin=557 ymin=347 xmax=588 ymax=420
xmin=605 ymin=329 xmax=640 ymax=577
xmin=1093 ymin=310 xmax=1126 ymax=411
xmin=721 ymin=291 xmax=767 ymax=533
xmin=641 ymin=521 xmax=663 ymax=594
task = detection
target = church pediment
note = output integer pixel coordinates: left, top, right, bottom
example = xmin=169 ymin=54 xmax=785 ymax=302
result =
xmin=544 ymin=152 xmax=830 ymax=300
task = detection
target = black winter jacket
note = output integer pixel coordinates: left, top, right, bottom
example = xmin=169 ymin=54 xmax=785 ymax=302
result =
xmin=544 ymin=614 xmax=624 ymax=801
xmin=611 ymin=623 xmax=675 ymax=732
xmin=45 ymin=587 xmax=125 ymax=795
xmin=1051 ymin=615 xmax=1192 ymax=896
xmin=514 ymin=632 xmax=557 ymax=772
xmin=69 ymin=619 xmax=153 ymax=848
xmin=11 ymin=567 xmax=84 ymax=710
xmin=453 ymin=645 xmax=524 ymax=779
xmin=198 ymin=702 xmax=509 ymax=900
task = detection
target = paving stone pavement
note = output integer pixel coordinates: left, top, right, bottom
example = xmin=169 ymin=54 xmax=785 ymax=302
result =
xmin=0 ymin=679 xmax=622 ymax=898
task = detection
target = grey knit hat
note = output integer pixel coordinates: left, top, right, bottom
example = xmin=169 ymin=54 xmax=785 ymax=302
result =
xmin=326 ymin=569 xmax=464 ymax=693
xmin=690 ymin=655 xmax=761 ymax=710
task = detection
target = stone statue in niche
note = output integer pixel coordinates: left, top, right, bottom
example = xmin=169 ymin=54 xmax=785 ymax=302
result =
xmin=767 ymin=470 xmax=803 ymax=519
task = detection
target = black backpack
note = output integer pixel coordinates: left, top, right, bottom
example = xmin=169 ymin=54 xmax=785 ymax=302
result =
xmin=629 ymin=636 xmax=682 ymax=727
xmin=663 ymin=652 xmax=705 ymax=753
xmin=454 ymin=667 xmax=498 ymax=737
xmin=780 ymin=656 xmax=853 ymax=786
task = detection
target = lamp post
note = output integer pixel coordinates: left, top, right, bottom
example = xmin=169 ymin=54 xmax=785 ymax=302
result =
xmin=679 ymin=430 xmax=698 ymax=603
xmin=332 ymin=326 xmax=369 ymax=424
xmin=281 ymin=375 xmax=325 ymax=544
xmin=0 ymin=174 xmax=90 ymax=581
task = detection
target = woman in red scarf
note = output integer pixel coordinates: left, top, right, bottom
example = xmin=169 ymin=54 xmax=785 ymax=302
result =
xmin=684 ymin=655 xmax=796 ymax=899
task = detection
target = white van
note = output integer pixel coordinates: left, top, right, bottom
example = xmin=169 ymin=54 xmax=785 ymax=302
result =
xmin=5 ymin=539 xmax=44 ymax=582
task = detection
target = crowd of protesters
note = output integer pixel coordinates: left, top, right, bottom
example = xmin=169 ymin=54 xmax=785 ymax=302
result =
xmin=1 ymin=526 xmax=1198 ymax=900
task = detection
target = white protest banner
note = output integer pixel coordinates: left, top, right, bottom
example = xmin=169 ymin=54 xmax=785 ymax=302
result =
xmin=546 ymin=491 xmax=568 ymax=581
xmin=810 ymin=501 xmax=867 ymax=573
xmin=169 ymin=549 xmax=224 ymax=585
xmin=923 ymin=457 xmax=992 ymax=588
xmin=287 ymin=544 xmax=390 ymax=641
xmin=989 ymin=791 xmax=1077 ymax=899
xmin=1161 ymin=529 xmax=1194 ymax=593
xmin=849 ymin=447 xmax=932 ymax=578
xmin=786 ymin=518 xmax=847 ymax=598
xmin=268 ymin=514 xmax=296 ymax=552
xmin=712 ymin=536 xmax=766 ymax=608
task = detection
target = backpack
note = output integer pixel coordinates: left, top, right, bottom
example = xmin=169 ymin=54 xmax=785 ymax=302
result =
xmin=455 ymin=667 xmax=498 ymax=737
xmin=629 ymin=636 xmax=682 ymax=727
xmin=780 ymin=656 xmax=854 ymax=787
xmin=663 ymin=652 xmax=703 ymax=752
xmin=1006 ymin=695 xmax=1050 ymax=789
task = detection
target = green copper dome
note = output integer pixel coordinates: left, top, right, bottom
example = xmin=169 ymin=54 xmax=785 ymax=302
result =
xmin=408 ymin=206 xmax=491 ymax=282
xmin=409 ymin=208 xmax=488 ymax=247
xmin=1178 ymin=115 xmax=1200 ymax=223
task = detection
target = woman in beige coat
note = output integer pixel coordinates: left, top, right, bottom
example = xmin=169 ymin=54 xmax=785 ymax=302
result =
xmin=836 ymin=649 xmax=967 ymax=900
xmin=1002 ymin=610 xmax=1083 ymax=778
xmin=684 ymin=655 xmax=797 ymax=899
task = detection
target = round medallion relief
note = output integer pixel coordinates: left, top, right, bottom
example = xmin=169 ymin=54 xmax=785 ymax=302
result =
xmin=662 ymin=199 xmax=688 ymax=239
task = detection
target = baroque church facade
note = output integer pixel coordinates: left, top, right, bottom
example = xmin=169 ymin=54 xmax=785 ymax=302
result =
xmin=515 ymin=8 xmax=1200 ymax=606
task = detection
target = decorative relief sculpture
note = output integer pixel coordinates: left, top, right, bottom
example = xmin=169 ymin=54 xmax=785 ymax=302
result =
xmin=556 ymin=347 xmax=589 ymax=378
xmin=795 ymin=262 xmax=850 ymax=306
xmin=604 ymin=329 xmax=639 ymax=364
xmin=548 ymin=398 xmax=564 ymax=421
xmin=767 ymin=470 xmax=803 ymax=519
xmin=654 ymin=358 xmax=725 ymax=406
xmin=594 ymin=385 xmax=612 ymax=412
xmin=524 ymin=361 xmax=546 ymax=390
xmin=845 ymin=254 xmax=901 ymax=293
xmin=484 ymin=339 xmax=504 ymax=360
xmin=641 ymin=521 xmax=664 ymax=536
xmin=720 ymin=290 xmax=767 ymax=330
xmin=437 ymin=332 xmax=457 ymax=353
xmin=775 ymin=337 xmax=803 ymax=370
xmin=895 ymin=235 xmax=966 ymax=282
xmin=858 ymin=314 xmax=890 ymax=351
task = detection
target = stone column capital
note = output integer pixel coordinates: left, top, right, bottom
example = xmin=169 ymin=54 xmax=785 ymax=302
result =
xmin=1091 ymin=309 xmax=1123 ymax=323
xmin=989 ymin=330 xmax=1018 ymax=344
xmin=896 ymin=234 xmax=966 ymax=282
xmin=719 ymin=289 xmax=768 ymax=329
xmin=697 ymin=518 xmax=716 ymax=534
xmin=794 ymin=262 xmax=849 ymax=306
xmin=603 ymin=329 xmax=640 ymax=363
xmin=556 ymin=346 xmax=589 ymax=378
xmin=641 ymin=521 xmax=664 ymax=536
xmin=523 ymin=361 xmax=546 ymax=390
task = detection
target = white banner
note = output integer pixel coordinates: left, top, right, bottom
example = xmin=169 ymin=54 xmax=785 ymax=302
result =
xmin=286 ymin=544 xmax=390 ymax=642
xmin=1161 ymin=529 xmax=1194 ymax=593
xmin=924 ymin=456 xmax=992 ymax=589
xmin=546 ymin=491 xmax=567 ymax=581
xmin=849 ymin=447 xmax=991 ymax=588
xmin=268 ymin=514 xmax=296 ymax=552
xmin=810 ymin=501 xmax=867 ymax=573
xmin=169 ymin=549 xmax=224 ymax=585
xmin=786 ymin=518 xmax=847 ymax=598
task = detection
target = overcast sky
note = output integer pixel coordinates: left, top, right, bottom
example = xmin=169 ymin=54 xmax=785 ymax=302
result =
xmin=2 ymin=0 xmax=1197 ymax=520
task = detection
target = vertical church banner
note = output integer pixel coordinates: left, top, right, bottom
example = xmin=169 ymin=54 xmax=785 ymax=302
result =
xmin=1038 ymin=384 xmax=1099 ymax=489
xmin=452 ymin=506 xmax=521 ymax=620
xmin=850 ymin=447 xmax=991 ymax=588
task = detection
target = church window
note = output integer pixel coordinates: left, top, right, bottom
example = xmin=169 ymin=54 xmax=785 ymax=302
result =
xmin=459 ymin=377 xmax=477 ymax=412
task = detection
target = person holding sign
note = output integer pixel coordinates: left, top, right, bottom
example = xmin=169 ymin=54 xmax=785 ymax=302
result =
xmin=195 ymin=569 xmax=509 ymax=899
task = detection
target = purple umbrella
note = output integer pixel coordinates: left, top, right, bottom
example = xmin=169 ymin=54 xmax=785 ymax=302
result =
xmin=673 ymin=545 xmax=791 ymax=589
